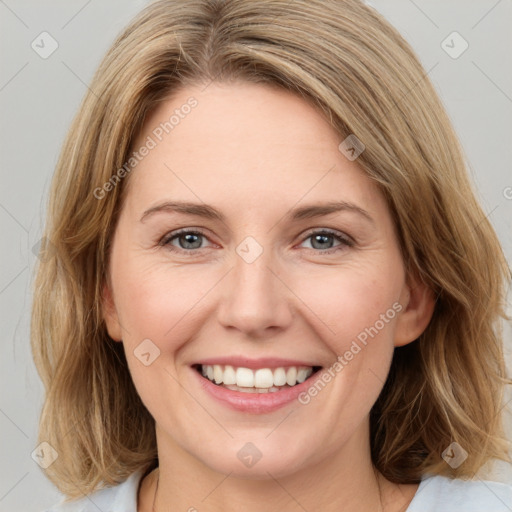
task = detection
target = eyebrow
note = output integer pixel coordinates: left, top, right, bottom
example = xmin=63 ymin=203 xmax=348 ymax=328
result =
xmin=140 ymin=200 xmax=374 ymax=224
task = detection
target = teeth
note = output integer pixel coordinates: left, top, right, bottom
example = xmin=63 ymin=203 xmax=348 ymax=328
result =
xmin=223 ymin=365 xmax=236 ymax=385
xmin=224 ymin=384 xmax=290 ymax=393
xmin=297 ymin=368 xmax=309 ymax=383
xmin=254 ymin=369 xmax=274 ymax=388
xmin=273 ymin=367 xmax=287 ymax=386
xmin=199 ymin=364 xmax=315 ymax=388
xmin=236 ymin=367 xmax=254 ymax=387
xmin=286 ymin=366 xmax=297 ymax=386
xmin=213 ymin=365 xmax=223 ymax=384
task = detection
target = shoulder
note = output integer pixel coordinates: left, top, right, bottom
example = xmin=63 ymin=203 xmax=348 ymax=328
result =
xmin=41 ymin=469 xmax=145 ymax=512
xmin=407 ymin=474 xmax=512 ymax=512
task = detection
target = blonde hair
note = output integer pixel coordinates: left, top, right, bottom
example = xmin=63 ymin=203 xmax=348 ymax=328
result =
xmin=31 ymin=0 xmax=511 ymax=499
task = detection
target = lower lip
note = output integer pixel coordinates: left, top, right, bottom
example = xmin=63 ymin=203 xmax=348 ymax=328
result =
xmin=192 ymin=367 xmax=323 ymax=414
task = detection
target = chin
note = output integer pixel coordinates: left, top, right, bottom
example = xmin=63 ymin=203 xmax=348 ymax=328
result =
xmin=192 ymin=439 xmax=314 ymax=480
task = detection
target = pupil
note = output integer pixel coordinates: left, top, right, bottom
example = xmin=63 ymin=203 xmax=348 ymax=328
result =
xmin=181 ymin=233 xmax=201 ymax=249
xmin=312 ymin=234 xmax=332 ymax=249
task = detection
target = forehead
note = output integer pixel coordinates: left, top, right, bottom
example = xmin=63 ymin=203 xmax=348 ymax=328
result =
xmin=125 ymin=82 xmax=384 ymax=218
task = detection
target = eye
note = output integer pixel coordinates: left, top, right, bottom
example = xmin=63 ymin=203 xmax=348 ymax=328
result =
xmin=299 ymin=229 xmax=354 ymax=254
xmin=159 ymin=228 xmax=354 ymax=255
xmin=160 ymin=229 xmax=212 ymax=252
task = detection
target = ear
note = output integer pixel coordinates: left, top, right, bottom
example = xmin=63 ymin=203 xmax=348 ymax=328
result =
xmin=394 ymin=273 xmax=436 ymax=347
xmin=102 ymin=281 xmax=123 ymax=342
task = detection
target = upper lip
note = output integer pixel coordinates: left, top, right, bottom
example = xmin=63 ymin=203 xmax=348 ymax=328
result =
xmin=193 ymin=357 xmax=322 ymax=370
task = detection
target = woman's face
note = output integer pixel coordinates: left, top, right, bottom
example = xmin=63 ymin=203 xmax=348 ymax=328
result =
xmin=103 ymin=81 xmax=432 ymax=478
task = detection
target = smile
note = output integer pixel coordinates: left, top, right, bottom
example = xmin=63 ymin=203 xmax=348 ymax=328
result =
xmin=196 ymin=364 xmax=321 ymax=393
xmin=191 ymin=357 xmax=325 ymax=413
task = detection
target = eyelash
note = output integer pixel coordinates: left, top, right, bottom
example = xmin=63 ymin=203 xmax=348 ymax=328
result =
xmin=159 ymin=228 xmax=354 ymax=255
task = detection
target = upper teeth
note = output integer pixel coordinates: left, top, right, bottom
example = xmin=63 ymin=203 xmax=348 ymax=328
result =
xmin=201 ymin=365 xmax=314 ymax=388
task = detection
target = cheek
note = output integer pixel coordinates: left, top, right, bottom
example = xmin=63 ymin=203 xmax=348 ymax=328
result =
xmin=112 ymin=256 xmax=224 ymax=345
xmin=292 ymin=263 xmax=403 ymax=353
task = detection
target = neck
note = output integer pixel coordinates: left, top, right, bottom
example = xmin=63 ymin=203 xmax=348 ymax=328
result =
xmin=140 ymin=422 xmax=417 ymax=512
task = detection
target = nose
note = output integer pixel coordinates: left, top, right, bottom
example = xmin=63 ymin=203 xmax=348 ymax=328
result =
xmin=216 ymin=242 xmax=293 ymax=339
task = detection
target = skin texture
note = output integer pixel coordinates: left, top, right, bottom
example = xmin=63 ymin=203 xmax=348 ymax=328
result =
xmin=103 ymin=82 xmax=435 ymax=512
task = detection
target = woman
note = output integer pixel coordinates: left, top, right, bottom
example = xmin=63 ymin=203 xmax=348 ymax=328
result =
xmin=33 ymin=0 xmax=512 ymax=511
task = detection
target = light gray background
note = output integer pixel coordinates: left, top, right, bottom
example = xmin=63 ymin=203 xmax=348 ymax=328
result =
xmin=1 ymin=1 xmax=511 ymax=510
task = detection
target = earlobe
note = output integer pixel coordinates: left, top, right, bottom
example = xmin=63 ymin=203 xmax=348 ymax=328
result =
xmin=394 ymin=275 xmax=436 ymax=347
xmin=102 ymin=282 xmax=123 ymax=342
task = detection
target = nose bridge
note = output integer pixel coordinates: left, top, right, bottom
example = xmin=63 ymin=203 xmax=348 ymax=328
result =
xmin=216 ymin=235 xmax=292 ymax=336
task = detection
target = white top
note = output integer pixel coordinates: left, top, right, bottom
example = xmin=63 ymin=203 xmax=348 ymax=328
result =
xmin=43 ymin=469 xmax=512 ymax=512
